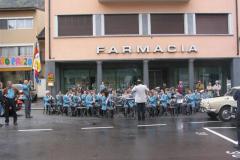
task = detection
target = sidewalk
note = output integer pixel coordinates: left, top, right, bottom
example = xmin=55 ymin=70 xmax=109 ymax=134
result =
xmin=32 ymin=99 xmax=43 ymax=110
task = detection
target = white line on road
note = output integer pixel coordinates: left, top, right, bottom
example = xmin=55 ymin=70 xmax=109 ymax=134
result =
xmin=81 ymin=126 xmax=114 ymax=130
xmin=137 ymin=124 xmax=167 ymax=127
xmin=207 ymin=127 xmax=236 ymax=129
xmin=190 ymin=121 xmax=221 ymax=124
xmin=203 ymin=127 xmax=238 ymax=145
xmin=18 ymin=129 xmax=53 ymax=132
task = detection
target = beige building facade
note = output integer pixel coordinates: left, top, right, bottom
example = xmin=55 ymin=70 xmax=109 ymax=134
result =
xmin=45 ymin=0 xmax=240 ymax=94
xmin=0 ymin=8 xmax=44 ymax=85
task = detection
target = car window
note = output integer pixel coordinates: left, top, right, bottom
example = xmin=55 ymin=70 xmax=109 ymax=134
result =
xmin=225 ymin=89 xmax=239 ymax=96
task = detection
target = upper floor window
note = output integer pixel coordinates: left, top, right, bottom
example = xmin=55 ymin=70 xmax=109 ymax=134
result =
xmin=0 ymin=18 xmax=33 ymax=30
xmin=151 ymin=14 xmax=184 ymax=34
xmin=19 ymin=46 xmax=33 ymax=56
xmin=196 ymin=14 xmax=229 ymax=34
xmin=0 ymin=46 xmax=33 ymax=57
xmin=58 ymin=15 xmax=93 ymax=36
xmin=0 ymin=19 xmax=7 ymax=29
xmin=104 ymin=14 xmax=139 ymax=35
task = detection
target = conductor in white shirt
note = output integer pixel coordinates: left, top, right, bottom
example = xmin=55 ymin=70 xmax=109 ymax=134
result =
xmin=132 ymin=79 xmax=149 ymax=121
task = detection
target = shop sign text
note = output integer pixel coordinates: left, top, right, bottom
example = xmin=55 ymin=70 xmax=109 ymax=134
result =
xmin=0 ymin=56 xmax=33 ymax=68
xmin=97 ymin=45 xmax=198 ymax=54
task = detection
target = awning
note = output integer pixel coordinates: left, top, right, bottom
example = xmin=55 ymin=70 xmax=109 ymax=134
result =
xmin=0 ymin=67 xmax=32 ymax=72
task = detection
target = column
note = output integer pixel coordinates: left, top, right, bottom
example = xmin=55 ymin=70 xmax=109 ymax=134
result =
xmin=97 ymin=61 xmax=103 ymax=92
xmin=188 ymin=59 xmax=195 ymax=90
xmin=45 ymin=61 xmax=57 ymax=96
xmin=231 ymin=58 xmax=240 ymax=87
xmin=168 ymin=67 xmax=175 ymax=87
xmin=143 ymin=60 xmax=149 ymax=87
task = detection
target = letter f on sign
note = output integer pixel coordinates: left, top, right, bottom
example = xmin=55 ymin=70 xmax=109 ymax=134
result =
xmin=97 ymin=47 xmax=105 ymax=54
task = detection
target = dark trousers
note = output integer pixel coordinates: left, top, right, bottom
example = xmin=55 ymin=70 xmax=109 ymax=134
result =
xmin=137 ymin=103 xmax=146 ymax=121
xmin=24 ymin=99 xmax=31 ymax=118
xmin=4 ymin=98 xmax=17 ymax=124
xmin=236 ymin=113 xmax=240 ymax=146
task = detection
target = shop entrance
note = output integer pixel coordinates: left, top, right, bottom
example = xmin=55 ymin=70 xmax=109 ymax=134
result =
xmin=149 ymin=69 xmax=168 ymax=89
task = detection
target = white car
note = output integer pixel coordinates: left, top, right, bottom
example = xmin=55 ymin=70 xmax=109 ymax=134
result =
xmin=201 ymin=86 xmax=240 ymax=121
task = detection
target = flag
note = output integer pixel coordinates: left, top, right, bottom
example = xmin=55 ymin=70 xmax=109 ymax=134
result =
xmin=33 ymin=43 xmax=41 ymax=84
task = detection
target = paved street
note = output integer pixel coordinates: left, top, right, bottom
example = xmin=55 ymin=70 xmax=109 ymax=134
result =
xmin=0 ymin=102 xmax=239 ymax=160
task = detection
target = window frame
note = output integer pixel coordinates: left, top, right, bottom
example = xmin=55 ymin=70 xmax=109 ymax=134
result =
xmin=0 ymin=44 xmax=34 ymax=57
xmin=104 ymin=13 xmax=140 ymax=36
xmin=195 ymin=13 xmax=229 ymax=35
xmin=54 ymin=13 xmax=232 ymax=38
xmin=57 ymin=14 xmax=94 ymax=37
xmin=0 ymin=17 xmax=34 ymax=30
xmin=150 ymin=13 xmax=185 ymax=35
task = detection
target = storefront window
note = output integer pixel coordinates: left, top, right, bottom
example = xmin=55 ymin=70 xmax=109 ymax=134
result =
xmin=0 ymin=71 xmax=31 ymax=86
xmin=62 ymin=69 xmax=96 ymax=92
xmin=103 ymin=64 xmax=142 ymax=89
xmin=195 ymin=67 xmax=221 ymax=86
xmin=174 ymin=67 xmax=189 ymax=88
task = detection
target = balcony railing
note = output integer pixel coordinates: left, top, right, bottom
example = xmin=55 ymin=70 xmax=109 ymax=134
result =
xmin=99 ymin=0 xmax=189 ymax=3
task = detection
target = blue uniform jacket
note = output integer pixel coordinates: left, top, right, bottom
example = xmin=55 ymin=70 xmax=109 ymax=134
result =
xmin=43 ymin=96 xmax=51 ymax=108
xmin=63 ymin=95 xmax=70 ymax=107
xmin=185 ymin=94 xmax=196 ymax=108
xmin=56 ymin=95 xmax=63 ymax=106
xmin=101 ymin=96 xmax=107 ymax=111
xmin=160 ymin=94 xmax=169 ymax=108
xmin=85 ymin=94 xmax=93 ymax=109
xmin=148 ymin=96 xmax=157 ymax=108
xmin=81 ymin=94 xmax=87 ymax=106
xmin=22 ymin=84 xmax=31 ymax=100
xmin=72 ymin=95 xmax=80 ymax=107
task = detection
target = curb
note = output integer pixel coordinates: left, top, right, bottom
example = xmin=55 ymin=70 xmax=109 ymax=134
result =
xmin=32 ymin=108 xmax=44 ymax=110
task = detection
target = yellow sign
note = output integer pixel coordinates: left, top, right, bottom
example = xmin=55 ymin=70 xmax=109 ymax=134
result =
xmin=47 ymin=73 xmax=54 ymax=87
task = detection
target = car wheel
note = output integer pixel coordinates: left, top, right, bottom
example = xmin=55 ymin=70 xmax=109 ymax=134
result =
xmin=219 ymin=106 xmax=232 ymax=122
xmin=207 ymin=112 xmax=217 ymax=119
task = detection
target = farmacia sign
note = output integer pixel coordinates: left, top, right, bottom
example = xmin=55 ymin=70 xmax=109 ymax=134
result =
xmin=97 ymin=44 xmax=198 ymax=54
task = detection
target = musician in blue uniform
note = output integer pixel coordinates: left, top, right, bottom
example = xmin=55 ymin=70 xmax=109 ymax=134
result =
xmin=43 ymin=90 xmax=52 ymax=114
xmin=184 ymin=90 xmax=196 ymax=115
xmin=71 ymin=92 xmax=80 ymax=116
xmin=56 ymin=91 xmax=63 ymax=114
xmin=22 ymin=80 xmax=32 ymax=118
xmin=148 ymin=91 xmax=158 ymax=117
xmin=106 ymin=91 xmax=115 ymax=118
xmin=85 ymin=91 xmax=94 ymax=116
xmin=81 ymin=91 xmax=87 ymax=107
xmin=160 ymin=90 xmax=169 ymax=116
xmin=194 ymin=89 xmax=201 ymax=112
xmin=100 ymin=91 xmax=108 ymax=117
xmin=63 ymin=93 xmax=71 ymax=116
xmin=3 ymin=81 xmax=19 ymax=126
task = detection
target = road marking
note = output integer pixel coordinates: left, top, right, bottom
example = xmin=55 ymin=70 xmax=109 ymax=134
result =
xmin=18 ymin=129 xmax=53 ymax=132
xmin=226 ymin=151 xmax=240 ymax=159
xmin=137 ymin=124 xmax=167 ymax=127
xmin=207 ymin=127 xmax=236 ymax=129
xmin=203 ymin=127 xmax=238 ymax=145
xmin=190 ymin=121 xmax=221 ymax=124
xmin=81 ymin=126 xmax=114 ymax=130
xmin=195 ymin=132 xmax=208 ymax=136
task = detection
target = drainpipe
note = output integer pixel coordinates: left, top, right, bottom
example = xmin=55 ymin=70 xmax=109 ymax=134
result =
xmin=48 ymin=0 xmax=52 ymax=59
xmin=236 ymin=0 xmax=239 ymax=56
